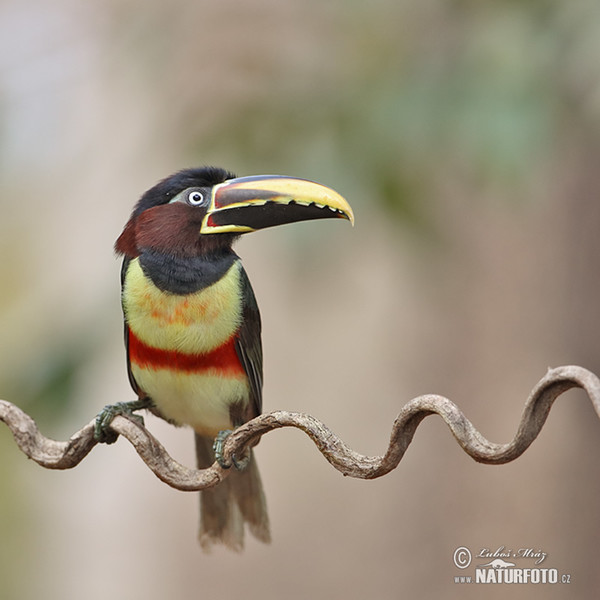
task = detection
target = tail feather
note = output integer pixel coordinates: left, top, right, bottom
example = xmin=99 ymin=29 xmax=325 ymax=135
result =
xmin=195 ymin=434 xmax=270 ymax=551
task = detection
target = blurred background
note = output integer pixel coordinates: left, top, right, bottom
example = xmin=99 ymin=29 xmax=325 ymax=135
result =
xmin=1 ymin=0 xmax=599 ymax=598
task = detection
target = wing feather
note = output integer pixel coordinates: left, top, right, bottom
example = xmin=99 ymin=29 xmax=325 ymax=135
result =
xmin=234 ymin=266 xmax=263 ymax=419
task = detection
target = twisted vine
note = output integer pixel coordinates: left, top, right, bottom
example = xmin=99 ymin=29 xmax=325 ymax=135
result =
xmin=1 ymin=365 xmax=598 ymax=491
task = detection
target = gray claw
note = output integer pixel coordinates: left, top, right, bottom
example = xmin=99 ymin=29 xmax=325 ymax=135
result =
xmin=213 ymin=429 xmax=250 ymax=470
xmin=94 ymin=399 xmax=151 ymax=444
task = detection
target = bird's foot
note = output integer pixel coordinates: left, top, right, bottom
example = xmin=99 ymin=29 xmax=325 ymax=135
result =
xmin=94 ymin=398 xmax=152 ymax=444
xmin=213 ymin=429 xmax=250 ymax=471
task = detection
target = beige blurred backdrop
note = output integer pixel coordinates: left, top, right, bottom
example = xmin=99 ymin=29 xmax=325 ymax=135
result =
xmin=1 ymin=1 xmax=600 ymax=598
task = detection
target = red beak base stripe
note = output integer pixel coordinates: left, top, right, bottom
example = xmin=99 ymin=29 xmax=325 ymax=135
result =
xmin=128 ymin=330 xmax=245 ymax=377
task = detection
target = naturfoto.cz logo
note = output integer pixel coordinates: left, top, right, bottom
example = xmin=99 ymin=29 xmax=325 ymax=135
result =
xmin=452 ymin=546 xmax=572 ymax=585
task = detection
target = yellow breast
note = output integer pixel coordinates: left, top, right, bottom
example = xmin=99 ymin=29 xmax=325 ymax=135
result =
xmin=122 ymin=257 xmax=244 ymax=353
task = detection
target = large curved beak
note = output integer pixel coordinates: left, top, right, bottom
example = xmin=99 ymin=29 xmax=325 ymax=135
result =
xmin=200 ymin=175 xmax=354 ymax=234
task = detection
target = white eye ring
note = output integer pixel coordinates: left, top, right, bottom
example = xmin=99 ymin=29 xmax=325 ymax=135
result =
xmin=187 ymin=191 xmax=204 ymax=206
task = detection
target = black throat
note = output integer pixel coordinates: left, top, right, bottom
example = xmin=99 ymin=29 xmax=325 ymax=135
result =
xmin=136 ymin=247 xmax=239 ymax=294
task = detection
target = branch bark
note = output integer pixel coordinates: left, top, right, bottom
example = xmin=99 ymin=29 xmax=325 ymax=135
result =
xmin=1 ymin=365 xmax=599 ymax=490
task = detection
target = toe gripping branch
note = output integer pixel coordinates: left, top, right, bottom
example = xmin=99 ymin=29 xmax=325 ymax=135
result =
xmin=213 ymin=430 xmax=251 ymax=470
xmin=94 ymin=398 xmax=153 ymax=444
xmin=0 ymin=365 xmax=599 ymax=490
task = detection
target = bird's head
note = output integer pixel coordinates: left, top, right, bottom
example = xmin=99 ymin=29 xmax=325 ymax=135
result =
xmin=116 ymin=166 xmax=354 ymax=258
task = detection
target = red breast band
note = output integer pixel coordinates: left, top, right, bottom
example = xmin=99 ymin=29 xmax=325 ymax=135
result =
xmin=128 ymin=329 xmax=245 ymax=376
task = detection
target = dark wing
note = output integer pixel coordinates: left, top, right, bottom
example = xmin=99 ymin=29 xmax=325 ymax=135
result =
xmin=234 ymin=265 xmax=263 ymax=421
xmin=121 ymin=257 xmax=141 ymax=396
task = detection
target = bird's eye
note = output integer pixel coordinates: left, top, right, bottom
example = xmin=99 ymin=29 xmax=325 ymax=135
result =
xmin=187 ymin=191 xmax=205 ymax=206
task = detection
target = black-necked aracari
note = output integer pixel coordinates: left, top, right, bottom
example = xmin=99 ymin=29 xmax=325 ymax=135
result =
xmin=105 ymin=166 xmax=353 ymax=551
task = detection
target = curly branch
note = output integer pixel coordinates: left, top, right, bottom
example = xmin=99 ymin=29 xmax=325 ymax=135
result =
xmin=1 ymin=365 xmax=599 ymax=491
